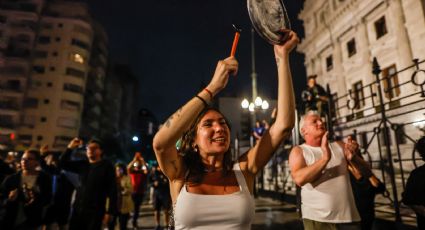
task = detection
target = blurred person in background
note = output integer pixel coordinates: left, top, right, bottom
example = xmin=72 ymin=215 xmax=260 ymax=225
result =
xmin=127 ymin=152 xmax=148 ymax=229
xmin=60 ymin=138 xmax=117 ymax=230
xmin=149 ymin=165 xmax=171 ymax=230
xmin=39 ymin=145 xmax=75 ymax=230
xmin=109 ymin=163 xmax=134 ymax=230
xmin=0 ymin=149 xmax=51 ymax=229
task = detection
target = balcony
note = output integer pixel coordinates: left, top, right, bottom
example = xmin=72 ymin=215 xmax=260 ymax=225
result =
xmin=0 ymin=86 xmax=24 ymax=97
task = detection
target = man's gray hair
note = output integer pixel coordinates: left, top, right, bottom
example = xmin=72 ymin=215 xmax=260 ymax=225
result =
xmin=299 ymin=110 xmax=321 ymax=138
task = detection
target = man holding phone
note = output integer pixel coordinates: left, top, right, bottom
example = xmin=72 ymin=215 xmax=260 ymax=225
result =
xmin=60 ymin=138 xmax=117 ymax=230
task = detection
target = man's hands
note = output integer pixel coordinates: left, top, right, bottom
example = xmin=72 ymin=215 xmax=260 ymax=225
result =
xmin=67 ymin=137 xmax=82 ymax=149
xmin=321 ymin=131 xmax=332 ymax=163
xmin=344 ymin=136 xmax=359 ymax=160
xmin=8 ymin=189 xmax=18 ymax=202
xmin=206 ymin=57 xmax=238 ymax=96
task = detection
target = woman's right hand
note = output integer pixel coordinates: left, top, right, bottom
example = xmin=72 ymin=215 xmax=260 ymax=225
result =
xmin=206 ymin=56 xmax=238 ymax=96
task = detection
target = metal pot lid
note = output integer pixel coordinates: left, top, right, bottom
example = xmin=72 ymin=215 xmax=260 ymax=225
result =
xmin=247 ymin=0 xmax=291 ymax=45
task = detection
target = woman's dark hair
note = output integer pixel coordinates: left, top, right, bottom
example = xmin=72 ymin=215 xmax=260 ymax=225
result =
xmin=179 ymin=107 xmax=233 ymax=184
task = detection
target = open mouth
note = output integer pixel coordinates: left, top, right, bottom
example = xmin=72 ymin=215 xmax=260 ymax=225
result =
xmin=211 ymin=137 xmax=226 ymax=143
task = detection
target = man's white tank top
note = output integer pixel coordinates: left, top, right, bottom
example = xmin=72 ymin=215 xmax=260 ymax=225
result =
xmin=299 ymin=143 xmax=360 ymax=223
xmin=174 ymin=162 xmax=255 ymax=230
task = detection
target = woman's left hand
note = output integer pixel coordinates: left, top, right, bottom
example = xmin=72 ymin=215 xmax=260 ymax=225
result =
xmin=274 ymin=30 xmax=299 ymax=59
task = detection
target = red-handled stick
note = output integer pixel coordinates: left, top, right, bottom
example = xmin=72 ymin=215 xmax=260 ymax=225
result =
xmin=230 ymin=24 xmax=242 ymax=57
xmin=230 ymin=32 xmax=240 ymax=57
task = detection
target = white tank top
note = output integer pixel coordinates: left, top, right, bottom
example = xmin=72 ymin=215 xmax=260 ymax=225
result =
xmin=299 ymin=143 xmax=360 ymax=223
xmin=174 ymin=162 xmax=255 ymax=230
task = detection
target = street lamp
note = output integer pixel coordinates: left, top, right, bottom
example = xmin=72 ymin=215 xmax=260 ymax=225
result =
xmin=241 ymin=96 xmax=269 ymax=113
xmin=132 ymin=136 xmax=139 ymax=142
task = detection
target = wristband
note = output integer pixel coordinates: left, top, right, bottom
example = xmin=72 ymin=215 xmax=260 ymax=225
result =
xmin=203 ymin=88 xmax=213 ymax=100
xmin=195 ymin=95 xmax=208 ymax=107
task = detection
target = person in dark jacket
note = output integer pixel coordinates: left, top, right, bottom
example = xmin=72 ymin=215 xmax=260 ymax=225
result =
xmin=403 ymin=136 xmax=425 ymax=229
xmin=60 ymin=138 xmax=117 ymax=230
xmin=0 ymin=149 xmax=51 ymax=229
xmin=40 ymin=145 xmax=75 ymax=230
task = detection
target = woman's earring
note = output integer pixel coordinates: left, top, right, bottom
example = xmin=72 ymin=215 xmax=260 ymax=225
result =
xmin=193 ymin=145 xmax=198 ymax=152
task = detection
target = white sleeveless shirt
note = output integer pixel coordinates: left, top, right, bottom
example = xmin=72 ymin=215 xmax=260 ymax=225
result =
xmin=299 ymin=143 xmax=360 ymax=223
xmin=174 ymin=162 xmax=255 ymax=230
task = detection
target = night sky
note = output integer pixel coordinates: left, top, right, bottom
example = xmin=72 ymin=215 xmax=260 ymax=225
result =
xmin=88 ymin=0 xmax=306 ymax=121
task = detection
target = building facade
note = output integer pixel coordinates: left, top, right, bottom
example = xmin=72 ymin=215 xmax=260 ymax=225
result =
xmin=0 ymin=0 xmax=110 ymax=151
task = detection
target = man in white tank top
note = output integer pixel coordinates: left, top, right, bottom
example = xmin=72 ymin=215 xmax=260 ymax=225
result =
xmin=289 ymin=111 xmax=361 ymax=230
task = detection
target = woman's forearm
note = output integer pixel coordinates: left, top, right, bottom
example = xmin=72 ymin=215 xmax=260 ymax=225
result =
xmin=153 ymin=90 xmax=211 ymax=152
xmin=274 ymin=54 xmax=295 ymax=134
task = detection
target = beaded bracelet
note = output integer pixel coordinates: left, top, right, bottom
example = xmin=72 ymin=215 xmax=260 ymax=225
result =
xmin=203 ymin=88 xmax=213 ymax=100
xmin=195 ymin=95 xmax=208 ymax=107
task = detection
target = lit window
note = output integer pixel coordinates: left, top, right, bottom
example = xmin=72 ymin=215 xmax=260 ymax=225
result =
xmin=70 ymin=53 xmax=85 ymax=64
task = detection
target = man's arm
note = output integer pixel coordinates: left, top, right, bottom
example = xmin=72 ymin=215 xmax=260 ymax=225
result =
xmin=289 ymin=146 xmax=330 ymax=186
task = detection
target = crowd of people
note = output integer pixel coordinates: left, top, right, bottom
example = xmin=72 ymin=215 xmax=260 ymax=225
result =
xmin=0 ymin=140 xmax=171 ymax=230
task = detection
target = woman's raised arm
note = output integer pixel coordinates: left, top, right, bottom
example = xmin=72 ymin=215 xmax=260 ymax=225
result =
xmin=244 ymin=31 xmax=298 ymax=175
xmin=153 ymin=57 xmax=238 ymax=181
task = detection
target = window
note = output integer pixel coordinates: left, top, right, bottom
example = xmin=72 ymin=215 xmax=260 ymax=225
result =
xmin=38 ymin=36 xmax=51 ymax=44
xmin=55 ymin=37 xmax=61 ymax=42
xmin=73 ymin=25 xmax=92 ymax=37
xmin=18 ymin=134 xmax=32 ymax=141
xmin=382 ymin=64 xmax=400 ymax=99
xmin=58 ymin=23 xmax=63 ymax=28
xmin=66 ymin=67 xmax=85 ymax=79
xmin=30 ymin=80 xmax=42 ymax=89
xmin=44 ymin=99 xmax=49 ymax=104
xmin=63 ymin=83 xmax=84 ymax=94
xmin=394 ymin=124 xmax=406 ymax=144
xmin=22 ymin=116 xmax=36 ymax=127
xmin=47 ymin=82 xmax=53 ymax=87
xmin=41 ymin=23 xmax=53 ymax=29
xmin=359 ymin=132 xmax=368 ymax=148
xmin=352 ymin=81 xmax=365 ymax=109
xmin=40 ymin=117 xmax=47 ymax=122
xmin=24 ymin=98 xmax=38 ymax=108
xmin=52 ymin=52 xmax=58 ymax=56
xmin=375 ymin=16 xmax=388 ymax=39
xmin=71 ymin=38 xmax=90 ymax=51
xmin=326 ymin=55 xmax=333 ymax=71
xmin=50 ymin=67 xmax=56 ymax=71
xmin=0 ymin=66 xmax=26 ymax=75
xmin=347 ymin=38 xmax=356 ymax=57
xmin=33 ymin=65 xmax=45 ymax=74
xmin=57 ymin=117 xmax=78 ymax=129
xmin=69 ymin=53 xmax=86 ymax=64
xmin=61 ymin=100 xmax=81 ymax=111
xmin=34 ymin=50 xmax=48 ymax=58
xmin=37 ymin=135 xmax=43 ymax=141
xmin=379 ymin=128 xmax=391 ymax=146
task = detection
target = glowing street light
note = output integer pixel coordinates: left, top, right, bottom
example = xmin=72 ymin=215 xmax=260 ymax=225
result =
xmin=132 ymin=136 xmax=139 ymax=142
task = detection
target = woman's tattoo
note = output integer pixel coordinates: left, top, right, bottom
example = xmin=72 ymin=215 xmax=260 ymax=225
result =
xmin=165 ymin=115 xmax=174 ymax=128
